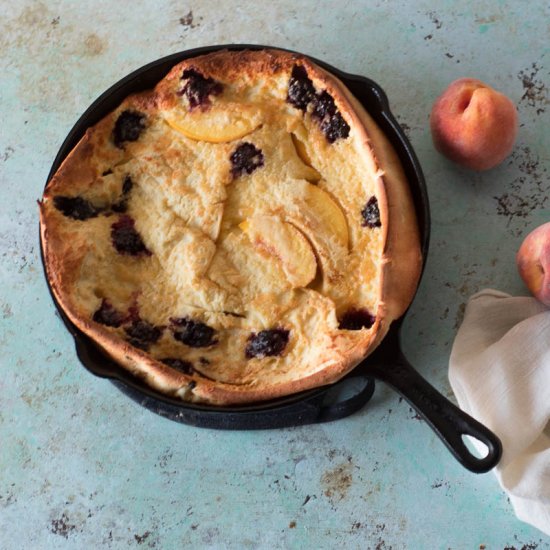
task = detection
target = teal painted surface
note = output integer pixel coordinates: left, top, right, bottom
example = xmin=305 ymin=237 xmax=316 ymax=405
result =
xmin=1 ymin=1 xmax=549 ymax=548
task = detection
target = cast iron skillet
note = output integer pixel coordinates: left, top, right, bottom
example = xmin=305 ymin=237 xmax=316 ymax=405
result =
xmin=41 ymin=44 xmax=502 ymax=473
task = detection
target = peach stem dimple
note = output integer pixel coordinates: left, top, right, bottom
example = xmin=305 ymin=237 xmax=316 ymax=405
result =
xmin=458 ymin=91 xmax=473 ymax=113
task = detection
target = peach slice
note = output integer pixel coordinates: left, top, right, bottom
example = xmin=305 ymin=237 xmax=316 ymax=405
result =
xmin=301 ymin=184 xmax=349 ymax=250
xmin=240 ymin=215 xmax=317 ymax=288
xmin=291 ymin=133 xmax=311 ymax=164
xmin=283 ymin=183 xmax=349 ymax=286
xmin=291 ymin=134 xmax=321 ymax=181
xmin=164 ymin=103 xmax=263 ymax=143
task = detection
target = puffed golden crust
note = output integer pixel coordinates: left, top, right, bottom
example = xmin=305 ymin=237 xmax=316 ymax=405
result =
xmin=39 ymin=49 xmax=422 ymax=405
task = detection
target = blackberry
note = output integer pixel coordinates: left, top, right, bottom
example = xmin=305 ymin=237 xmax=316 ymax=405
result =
xmin=320 ymin=111 xmax=350 ymax=143
xmin=361 ymin=196 xmax=381 ymax=228
xmin=338 ymin=309 xmax=376 ymax=330
xmin=92 ymin=299 xmax=125 ymax=328
xmin=230 ymin=142 xmax=264 ymax=178
xmin=312 ymin=91 xmax=350 ymax=143
xmin=245 ymin=329 xmax=290 ymax=359
xmin=312 ymin=90 xmax=336 ymax=120
xmin=170 ymin=317 xmax=217 ymax=348
xmin=160 ymin=357 xmax=194 ymax=374
xmin=179 ymin=68 xmax=223 ymax=110
xmin=110 ymin=215 xmax=150 ymax=256
xmin=287 ymin=65 xmax=316 ymax=111
xmin=53 ymin=195 xmax=100 ymax=221
xmin=124 ymin=319 xmax=162 ymax=350
xmin=113 ymin=110 xmax=146 ymax=148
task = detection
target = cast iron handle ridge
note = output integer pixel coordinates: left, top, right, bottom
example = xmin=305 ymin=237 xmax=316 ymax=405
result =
xmin=368 ymin=352 xmax=503 ymax=474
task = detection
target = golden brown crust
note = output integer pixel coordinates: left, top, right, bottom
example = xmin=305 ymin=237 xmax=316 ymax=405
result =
xmin=40 ymin=48 xmax=421 ymax=405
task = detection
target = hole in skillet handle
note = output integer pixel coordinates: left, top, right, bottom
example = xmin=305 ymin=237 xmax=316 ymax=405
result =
xmin=365 ymin=328 xmax=503 ymax=473
xmin=39 ymin=44 xmax=414 ymax=429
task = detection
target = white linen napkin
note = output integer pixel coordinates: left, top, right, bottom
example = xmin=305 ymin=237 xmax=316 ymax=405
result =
xmin=449 ymin=289 xmax=550 ymax=536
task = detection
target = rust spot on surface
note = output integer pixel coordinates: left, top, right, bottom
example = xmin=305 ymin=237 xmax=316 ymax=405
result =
xmin=2 ymin=3 xmax=58 ymax=52
xmin=431 ymin=479 xmax=450 ymax=489
xmin=18 ymin=3 xmax=48 ymax=27
xmin=372 ymin=523 xmax=389 ymax=550
xmin=1 ymin=146 xmax=15 ymax=162
xmin=2 ymin=303 xmax=13 ymax=318
xmin=0 ymin=489 xmax=17 ymax=506
xmin=493 ymin=146 xmax=549 ymax=234
xmin=427 ymin=10 xmax=443 ymax=29
xmin=134 ymin=531 xmax=151 ymax=544
xmin=475 ymin=15 xmax=500 ymax=24
xmin=321 ymin=462 xmax=353 ymax=503
xmin=179 ymin=10 xmax=201 ymax=29
xmin=156 ymin=448 xmax=173 ymax=469
xmin=49 ymin=513 xmax=77 ymax=538
xmin=518 ymin=62 xmax=548 ymax=115
xmin=83 ymin=33 xmax=105 ymax=56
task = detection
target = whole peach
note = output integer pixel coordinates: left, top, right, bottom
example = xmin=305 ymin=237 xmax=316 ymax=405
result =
xmin=430 ymin=78 xmax=518 ymax=170
xmin=516 ymin=222 xmax=550 ymax=307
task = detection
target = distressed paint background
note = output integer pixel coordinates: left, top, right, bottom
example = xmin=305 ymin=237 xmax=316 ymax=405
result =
xmin=1 ymin=1 xmax=550 ymax=548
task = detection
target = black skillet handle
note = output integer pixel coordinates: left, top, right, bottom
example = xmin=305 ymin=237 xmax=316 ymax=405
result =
xmin=368 ymin=350 xmax=502 ymax=473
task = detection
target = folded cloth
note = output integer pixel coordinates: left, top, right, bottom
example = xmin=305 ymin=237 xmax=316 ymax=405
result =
xmin=449 ymin=289 xmax=550 ymax=536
